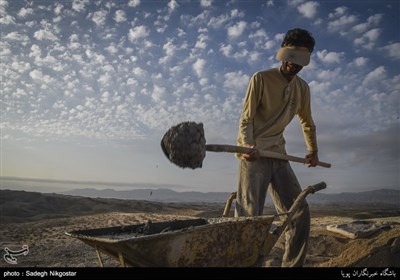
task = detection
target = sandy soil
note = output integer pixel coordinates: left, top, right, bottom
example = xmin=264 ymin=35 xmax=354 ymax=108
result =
xmin=266 ymin=216 xmax=400 ymax=267
xmin=1 ymin=212 xmax=399 ymax=267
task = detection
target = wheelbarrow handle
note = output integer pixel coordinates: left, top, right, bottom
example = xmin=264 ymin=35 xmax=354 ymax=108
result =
xmin=307 ymin=181 xmax=327 ymax=194
xmin=205 ymin=144 xmax=331 ymax=168
xmin=260 ymin=181 xmax=327 ymax=258
xmin=221 ymin=182 xmax=327 ymax=218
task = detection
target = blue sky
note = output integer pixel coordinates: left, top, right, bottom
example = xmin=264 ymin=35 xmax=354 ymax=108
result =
xmin=1 ymin=0 xmax=399 ymax=193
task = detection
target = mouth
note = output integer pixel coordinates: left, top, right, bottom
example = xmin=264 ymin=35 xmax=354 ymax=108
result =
xmin=283 ymin=62 xmax=302 ymax=74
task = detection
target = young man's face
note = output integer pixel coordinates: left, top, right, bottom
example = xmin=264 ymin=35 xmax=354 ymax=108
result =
xmin=280 ymin=61 xmax=303 ymax=77
xmin=277 ymin=44 xmax=310 ymax=78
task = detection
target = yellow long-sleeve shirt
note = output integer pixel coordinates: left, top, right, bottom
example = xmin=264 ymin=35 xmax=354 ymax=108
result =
xmin=237 ymin=68 xmax=317 ymax=154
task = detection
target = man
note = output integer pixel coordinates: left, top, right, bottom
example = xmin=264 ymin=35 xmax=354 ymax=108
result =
xmin=234 ymin=28 xmax=318 ymax=267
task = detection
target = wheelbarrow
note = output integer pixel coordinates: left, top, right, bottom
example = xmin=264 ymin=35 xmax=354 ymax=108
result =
xmin=65 ymin=182 xmax=326 ymax=267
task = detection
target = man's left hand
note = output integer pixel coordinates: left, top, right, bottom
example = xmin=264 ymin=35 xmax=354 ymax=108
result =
xmin=242 ymin=145 xmax=260 ymax=162
xmin=305 ymin=151 xmax=319 ymax=167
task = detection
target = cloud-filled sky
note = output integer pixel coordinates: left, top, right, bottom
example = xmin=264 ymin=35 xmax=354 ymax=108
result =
xmin=1 ymin=0 xmax=399 ymax=193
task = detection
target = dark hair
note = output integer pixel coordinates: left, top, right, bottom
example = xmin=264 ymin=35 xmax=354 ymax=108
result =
xmin=281 ymin=28 xmax=315 ymax=52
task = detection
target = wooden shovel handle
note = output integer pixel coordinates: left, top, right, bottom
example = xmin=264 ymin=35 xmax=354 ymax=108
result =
xmin=205 ymin=144 xmax=331 ymax=168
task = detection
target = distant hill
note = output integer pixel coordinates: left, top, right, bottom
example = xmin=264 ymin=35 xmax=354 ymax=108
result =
xmin=0 ymin=189 xmax=223 ymax=223
xmin=307 ymin=189 xmax=400 ymax=207
xmin=61 ymin=187 xmax=400 ymax=207
xmin=2 ymin=177 xmax=398 ymax=207
xmin=1 ymin=189 xmax=399 ymax=224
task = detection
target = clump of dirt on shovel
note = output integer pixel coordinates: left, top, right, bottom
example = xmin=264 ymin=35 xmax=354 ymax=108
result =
xmin=161 ymin=121 xmax=206 ymax=169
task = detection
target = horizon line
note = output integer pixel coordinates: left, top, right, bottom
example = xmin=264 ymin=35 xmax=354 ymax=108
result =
xmin=1 ymin=176 xmax=398 ymax=194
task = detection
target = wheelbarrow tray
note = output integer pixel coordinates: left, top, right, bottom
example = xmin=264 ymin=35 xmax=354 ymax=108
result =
xmin=65 ymin=216 xmax=275 ymax=267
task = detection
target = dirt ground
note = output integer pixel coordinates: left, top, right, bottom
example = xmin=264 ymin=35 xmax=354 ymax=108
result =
xmin=1 ymin=212 xmax=399 ymax=267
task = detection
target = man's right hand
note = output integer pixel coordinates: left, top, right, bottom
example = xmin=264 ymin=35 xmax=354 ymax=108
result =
xmin=242 ymin=144 xmax=260 ymax=162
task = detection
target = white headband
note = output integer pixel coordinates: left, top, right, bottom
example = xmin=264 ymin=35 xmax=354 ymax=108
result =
xmin=276 ymin=46 xmax=311 ymax=66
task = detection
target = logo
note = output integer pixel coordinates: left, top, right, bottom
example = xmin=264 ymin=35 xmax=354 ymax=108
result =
xmin=3 ymin=245 xmax=29 ymax=265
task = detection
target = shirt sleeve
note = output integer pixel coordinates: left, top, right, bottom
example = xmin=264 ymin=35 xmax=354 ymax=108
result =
xmin=238 ymin=72 xmax=263 ymax=146
xmin=298 ymin=84 xmax=318 ymax=152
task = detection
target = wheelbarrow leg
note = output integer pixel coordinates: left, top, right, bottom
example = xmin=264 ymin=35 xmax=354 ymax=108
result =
xmin=222 ymin=192 xmax=237 ymax=217
xmin=118 ymin=251 xmax=127 ymax=267
xmin=95 ymin=245 xmax=104 ymax=267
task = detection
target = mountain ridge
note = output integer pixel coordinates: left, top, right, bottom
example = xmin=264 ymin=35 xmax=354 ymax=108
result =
xmin=60 ymin=187 xmax=400 ymax=206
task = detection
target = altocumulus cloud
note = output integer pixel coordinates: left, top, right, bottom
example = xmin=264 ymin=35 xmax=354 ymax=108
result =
xmin=1 ymin=0 xmax=399 ymax=192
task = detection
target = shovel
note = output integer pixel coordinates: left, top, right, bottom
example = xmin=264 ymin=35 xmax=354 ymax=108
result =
xmin=161 ymin=121 xmax=331 ymax=169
